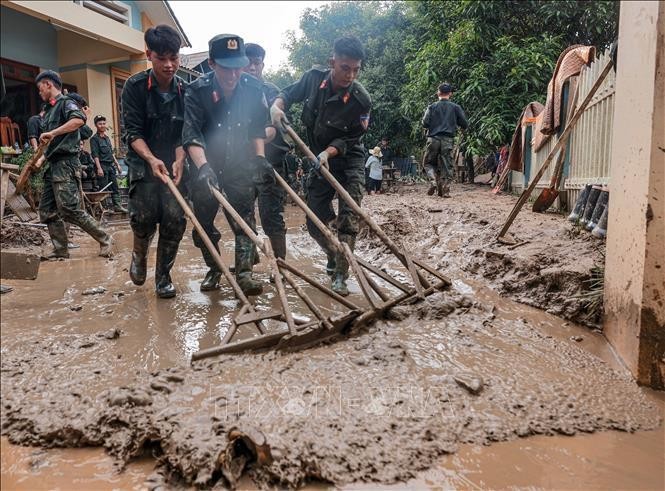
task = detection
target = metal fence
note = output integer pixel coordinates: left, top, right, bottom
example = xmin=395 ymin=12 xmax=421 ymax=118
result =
xmin=515 ymin=49 xmax=615 ymax=209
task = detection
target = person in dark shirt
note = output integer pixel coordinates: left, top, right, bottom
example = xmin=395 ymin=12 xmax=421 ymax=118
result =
xmin=122 ymin=24 xmax=187 ymax=298
xmin=422 ymin=82 xmax=468 ymax=197
xmin=79 ymin=140 xmax=97 ymax=190
xmin=90 ymin=115 xmax=128 ymax=212
xmin=182 ymin=34 xmax=270 ymax=296
xmin=35 ymin=70 xmax=112 ymax=259
xmin=270 ymin=36 xmax=372 ymax=296
xmin=243 ymin=42 xmax=291 ymax=264
xmin=379 ymin=136 xmax=394 ymax=166
xmin=27 ymin=108 xmax=45 ymax=150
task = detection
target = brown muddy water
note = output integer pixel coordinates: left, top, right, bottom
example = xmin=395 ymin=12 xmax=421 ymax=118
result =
xmin=1 ymin=190 xmax=663 ymax=489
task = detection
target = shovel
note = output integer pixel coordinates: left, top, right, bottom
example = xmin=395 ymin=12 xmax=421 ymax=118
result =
xmin=531 ymin=140 xmax=567 ymax=212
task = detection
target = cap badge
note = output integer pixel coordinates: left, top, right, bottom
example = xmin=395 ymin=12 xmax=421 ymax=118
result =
xmin=227 ymin=39 xmax=238 ymax=50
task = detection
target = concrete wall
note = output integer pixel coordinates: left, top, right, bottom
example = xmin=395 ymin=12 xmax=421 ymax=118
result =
xmin=604 ymin=1 xmax=665 ymax=389
xmin=0 ymin=6 xmax=57 ymax=69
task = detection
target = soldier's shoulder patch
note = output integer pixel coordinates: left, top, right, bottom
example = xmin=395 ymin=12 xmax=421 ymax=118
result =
xmin=351 ymin=81 xmax=371 ymax=108
xmin=65 ymin=100 xmax=80 ymax=112
xmin=360 ymin=113 xmax=370 ymax=131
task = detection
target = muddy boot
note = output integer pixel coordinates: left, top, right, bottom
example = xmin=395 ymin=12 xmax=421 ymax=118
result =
xmin=129 ymin=233 xmax=153 ymax=286
xmin=74 ymin=214 xmax=113 ymax=257
xmin=44 ymin=222 xmax=70 ymax=259
xmin=427 ymin=180 xmax=436 ymax=196
xmin=200 ymin=246 xmax=222 ymax=291
xmin=592 ymin=205 xmax=609 ymax=239
xmin=331 ymin=235 xmax=353 ymax=296
xmin=268 ymin=234 xmax=286 ymax=284
xmin=568 ymin=184 xmax=591 ymax=222
xmin=236 ymin=236 xmax=263 ymax=297
xmin=331 ymin=273 xmax=349 ymax=297
xmin=580 ymin=187 xmax=601 ymax=227
xmin=155 ymin=238 xmax=179 ymax=299
xmin=326 ymin=254 xmax=336 ymax=277
xmin=112 ymin=195 xmax=128 ymax=213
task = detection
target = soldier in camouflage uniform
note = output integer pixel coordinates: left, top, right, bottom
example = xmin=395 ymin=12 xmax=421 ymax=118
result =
xmin=121 ymin=25 xmax=187 ymax=298
xmin=182 ymin=34 xmax=270 ymax=296
xmin=35 ymin=70 xmax=112 ymax=258
xmin=270 ymin=36 xmax=372 ymax=296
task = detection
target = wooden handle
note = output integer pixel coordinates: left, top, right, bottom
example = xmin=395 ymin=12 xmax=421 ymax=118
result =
xmin=15 ymin=145 xmax=45 ymax=195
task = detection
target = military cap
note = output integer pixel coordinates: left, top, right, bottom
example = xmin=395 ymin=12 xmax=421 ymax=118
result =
xmin=209 ymin=34 xmax=249 ymax=69
xmin=35 ymin=70 xmax=62 ymax=88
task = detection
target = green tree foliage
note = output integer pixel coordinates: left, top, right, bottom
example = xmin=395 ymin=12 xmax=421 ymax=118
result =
xmin=281 ymin=0 xmax=618 ymax=157
xmin=283 ymin=1 xmax=415 ymax=155
xmin=401 ymin=0 xmax=618 ymax=156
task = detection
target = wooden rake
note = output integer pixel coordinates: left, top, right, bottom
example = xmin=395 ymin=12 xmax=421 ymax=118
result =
xmin=186 ymin=126 xmax=452 ymax=362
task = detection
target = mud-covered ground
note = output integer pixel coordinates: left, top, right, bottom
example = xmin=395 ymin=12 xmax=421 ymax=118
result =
xmin=1 ymin=184 xmax=662 ymax=489
xmin=360 ymin=184 xmax=605 ymax=327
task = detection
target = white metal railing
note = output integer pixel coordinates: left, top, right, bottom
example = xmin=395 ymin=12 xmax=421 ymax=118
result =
xmin=521 ymin=48 xmax=615 ymax=208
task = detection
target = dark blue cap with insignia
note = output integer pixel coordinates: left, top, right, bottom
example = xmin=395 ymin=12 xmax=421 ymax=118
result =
xmin=208 ymin=34 xmax=249 ymax=69
xmin=35 ymin=70 xmax=62 ymax=89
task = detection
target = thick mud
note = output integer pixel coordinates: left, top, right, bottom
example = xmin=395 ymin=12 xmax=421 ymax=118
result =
xmin=361 ymin=184 xmax=605 ymax=327
xmin=0 ymin=219 xmax=48 ymax=250
xmin=1 ymin=186 xmax=662 ymax=489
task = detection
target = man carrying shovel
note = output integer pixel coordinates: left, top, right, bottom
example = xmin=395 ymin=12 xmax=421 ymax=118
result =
xmin=269 ymin=36 xmax=372 ymax=296
xmin=121 ymin=24 xmax=187 ymax=298
xmin=183 ymin=34 xmax=270 ymax=296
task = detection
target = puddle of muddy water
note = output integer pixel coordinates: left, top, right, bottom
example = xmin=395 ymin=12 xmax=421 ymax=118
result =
xmin=1 ymin=196 xmax=663 ymax=489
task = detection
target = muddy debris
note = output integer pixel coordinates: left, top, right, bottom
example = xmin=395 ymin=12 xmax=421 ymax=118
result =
xmin=0 ymin=219 xmax=47 ymax=250
xmin=82 ymin=286 xmax=107 ymax=295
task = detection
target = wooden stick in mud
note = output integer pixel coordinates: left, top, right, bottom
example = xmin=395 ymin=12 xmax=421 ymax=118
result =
xmin=164 ymin=176 xmax=254 ymax=309
xmin=277 ymin=258 xmax=361 ymax=311
xmin=283 ymin=125 xmax=432 ymax=291
xmin=496 ymin=57 xmax=614 ymax=240
xmin=264 ymin=238 xmax=297 ymax=336
xmin=281 ymin=271 xmax=334 ymax=330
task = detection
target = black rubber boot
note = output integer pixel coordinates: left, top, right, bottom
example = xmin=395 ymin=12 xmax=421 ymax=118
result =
xmin=268 ymin=234 xmax=286 ymax=284
xmin=586 ymin=190 xmax=609 ymax=231
xmin=44 ymin=222 xmax=70 ymax=259
xmin=200 ymin=246 xmax=222 ymax=291
xmin=236 ymin=236 xmax=263 ymax=296
xmin=326 ymin=254 xmax=336 ymax=277
xmin=568 ymin=185 xmax=591 ymax=222
xmin=427 ymin=181 xmax=436 ymax=196
xmin=155 ymin=238 xmax=179 ymax=299
xmin=112 ymin=195 xmax=128 ymax=213
xmin=580 ymin=187 xmax=601 ymax=227
xmin=129 ymin=233 xmax=153 ymax=286
xmin=331 ymin=234 xmax=354 ymax=296
xmin=592 ymin=204 xmax=609 ymax=239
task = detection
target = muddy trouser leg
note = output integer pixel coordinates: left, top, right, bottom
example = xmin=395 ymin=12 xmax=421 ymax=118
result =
xmin=223 ymin=176 xmax=262 ymax=295
xmin=128 ymin=178 xmax=159 ymax=285
xmin=39 ymin=167 xmax=69 ymax=257
xmin=256 ymin=162 xmax=287 ymax=259
xmin=191 ymin=182 xmax=222 ymax=272
xmin=423 ymin=137 xmax=441 ymax=182
xmin=305 ymin=167 xmax=338 ymax=273
xmin=333 ymin=159 xmax=365 ymax=279
xmin=155 ymin=182 xmax=186 ymax=293
xmin=49 ymin=158 xmax=111 ymax=249
xmin=439 ymin=136 xmax=454 ymax=194
xmin=105 ymin=166 xmax=122 ymax=207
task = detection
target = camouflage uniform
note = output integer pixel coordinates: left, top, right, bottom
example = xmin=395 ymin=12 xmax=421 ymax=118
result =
xmin=121 ymin=69 xmax=187 ymax=297
xmin=39 ymin=94 xmax=111 ymax=257
xmin=278 ymin=67 xmax=371 ymax=280
xmin=182 ymin=71 xmax=269 ymax=291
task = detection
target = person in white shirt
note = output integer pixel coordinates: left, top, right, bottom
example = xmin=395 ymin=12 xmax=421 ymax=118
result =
xmin=365 ymin=146 xmax=383 ymax=195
